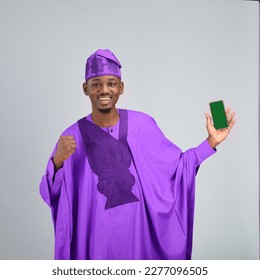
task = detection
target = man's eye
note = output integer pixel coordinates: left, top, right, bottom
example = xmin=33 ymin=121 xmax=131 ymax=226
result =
xmin=109 ymin=83 xmax=116 ymax=87
xmin=92 ymin=83 xmax=100 ymax=87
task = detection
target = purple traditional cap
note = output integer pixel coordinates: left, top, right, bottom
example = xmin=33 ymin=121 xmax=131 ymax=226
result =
xmin=85 ymin=49 xmax=122 ymax=82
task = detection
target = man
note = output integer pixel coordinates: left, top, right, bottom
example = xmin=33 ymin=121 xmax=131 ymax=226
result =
xmin=40 ymin=49 xmax=235 ymax=260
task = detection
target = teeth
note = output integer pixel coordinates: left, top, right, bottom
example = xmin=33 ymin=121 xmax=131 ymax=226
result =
xmin=99 ymin=97 xmax=110 ymax=101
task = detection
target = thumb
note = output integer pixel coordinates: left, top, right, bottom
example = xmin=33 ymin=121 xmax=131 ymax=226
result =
xmin=205 ymin=113 xmax=210 ymax=124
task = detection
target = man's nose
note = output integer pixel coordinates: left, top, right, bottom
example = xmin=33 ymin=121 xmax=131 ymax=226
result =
xmin=101 ymin=83 xmax=109 ymax=93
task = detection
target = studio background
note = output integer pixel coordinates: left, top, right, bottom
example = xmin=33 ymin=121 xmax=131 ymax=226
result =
xmin=0 ymin=0 xmax=258 ymax=259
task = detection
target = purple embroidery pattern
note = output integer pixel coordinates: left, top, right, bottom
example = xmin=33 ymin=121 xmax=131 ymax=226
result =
xmin=95 ymin=143 xmax=138 ymax=209
xmin=85 ymin=49 xmax=122 ymax=81
xmin=90 ymin=56 xmax=105 ymax=75
xmin=106 ymin=60 xmax=118 ymax=73
xmin=78 ymin=110 xmax=139 ymax=209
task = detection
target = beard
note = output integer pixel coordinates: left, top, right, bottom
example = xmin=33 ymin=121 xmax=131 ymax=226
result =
xmin=98 ymin=108 xmax=112 ymax=114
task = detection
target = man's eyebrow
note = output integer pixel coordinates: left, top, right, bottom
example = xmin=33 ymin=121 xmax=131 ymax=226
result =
xmin=107 ymin=78 xmax=117 ymax=81
xmin=91 ymin=79 xmax=101 ymax=82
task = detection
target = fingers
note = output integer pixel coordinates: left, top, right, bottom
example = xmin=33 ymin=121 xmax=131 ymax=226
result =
xmin=66 ymin=146 xmax=76 ymax=158
xmin=225 ymin=107 xmax=231 ymax=118
xmin=228 ymin=117 xmax=236 ymax=131
xmin=68 ymin=147 xmax=76 ymax=156
xmin=58 ymin=135 xmax=77 ymax=157
xmin=65 ymin=142 xmax=76 ymax=155
xmin=59 ymin=136 xmax=76 ymax=146
xmin=60 ymin=135 xmax=76 ymax=142
xmin=226 ymin=107 xmax=236 ymax=130
xmin=227 ymin=111 xmax=235 ymax=124
xmin=60 ymin=136 xmax=74 ymax=139
xmin=205 ymin=113 xmax=210 ymax=122
xmin=223 ymin=106 xmax=236 ymax=131
xmin=205 ymin=113 xmax=213 ymax=126
xmin=225 ymin=107 xmax=236 ymax=128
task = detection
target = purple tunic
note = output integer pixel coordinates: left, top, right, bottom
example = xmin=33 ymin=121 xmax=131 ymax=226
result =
xmin=39 ymin=109 xmax=216 ymax=260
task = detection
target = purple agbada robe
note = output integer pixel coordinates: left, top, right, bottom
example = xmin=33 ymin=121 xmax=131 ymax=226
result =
xmin=40 ymin=109 xmax=216 ymax=260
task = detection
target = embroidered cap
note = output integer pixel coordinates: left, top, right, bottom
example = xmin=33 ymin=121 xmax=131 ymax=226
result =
xmin=85 ymin=49 xmax=122 ymax=82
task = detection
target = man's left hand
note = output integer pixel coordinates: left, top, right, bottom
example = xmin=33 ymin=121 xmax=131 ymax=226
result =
xmin=205 ymin=107 xmax=236 ymax=149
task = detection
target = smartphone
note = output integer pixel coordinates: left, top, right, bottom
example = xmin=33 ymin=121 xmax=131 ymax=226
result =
xmin=209 ymin=100 xmax=228 ymax=130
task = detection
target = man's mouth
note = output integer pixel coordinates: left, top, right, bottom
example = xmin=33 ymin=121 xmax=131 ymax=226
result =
xmin=98 ymin=96 xmax=111 ymax=101
xmin=98 ymin=95 xmax=112 ymax=105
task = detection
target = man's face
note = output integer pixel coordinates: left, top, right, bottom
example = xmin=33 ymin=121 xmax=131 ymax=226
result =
xmin=83 ymin=76 xmax=124 ymax=113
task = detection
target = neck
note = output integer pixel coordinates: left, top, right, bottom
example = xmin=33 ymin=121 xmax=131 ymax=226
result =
xmin=91 ymin=107 xmax=119 ymax=127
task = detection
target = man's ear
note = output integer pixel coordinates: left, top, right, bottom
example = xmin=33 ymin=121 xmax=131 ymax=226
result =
xmin=119 ymin=81 xmax=124 ymax=95
xmin=83 ymin=82 xmax=89 ymax=96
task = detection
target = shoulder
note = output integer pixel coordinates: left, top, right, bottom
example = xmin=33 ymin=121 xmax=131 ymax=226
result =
xmin=125 ymin=109 xmax=179 ymax=150
xmin=124 ymin=109 xmax=162 ymax=139
xmin=125 ymin=109 xmax=157 ymax=125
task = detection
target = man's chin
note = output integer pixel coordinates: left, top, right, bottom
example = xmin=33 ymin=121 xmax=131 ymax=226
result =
xmin=98 ymin=108 xmax=112 ymax=114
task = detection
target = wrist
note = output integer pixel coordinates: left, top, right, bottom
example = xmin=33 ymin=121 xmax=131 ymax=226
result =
xmin=52 ymin=155 xmax=63 ymax=171
xmin=207 ymin=137 xmax=218 ymax=149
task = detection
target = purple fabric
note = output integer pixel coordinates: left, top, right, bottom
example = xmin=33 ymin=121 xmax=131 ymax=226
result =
xmin=77 ymin=110 xmax=138 ymax=209
xmin=39 ymin=109 xmax=216 ymax=260
xmin=85 ymin=49 xmax=121 ymax=81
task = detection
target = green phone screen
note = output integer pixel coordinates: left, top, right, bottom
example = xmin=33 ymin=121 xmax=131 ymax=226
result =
xmin=209 ymin=100 xmax=228 ymax=130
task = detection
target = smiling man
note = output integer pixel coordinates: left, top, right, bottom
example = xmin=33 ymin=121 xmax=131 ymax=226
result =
xmin=40 ymin=49 xmax=235 ymax=260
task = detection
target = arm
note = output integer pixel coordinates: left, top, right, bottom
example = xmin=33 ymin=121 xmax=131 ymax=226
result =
xmin=39 ymin=135 xmax=77 ymax=206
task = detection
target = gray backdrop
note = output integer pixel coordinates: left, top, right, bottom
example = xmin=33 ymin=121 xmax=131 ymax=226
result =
xmin=0 ymin=0 xmax=258 ymax=259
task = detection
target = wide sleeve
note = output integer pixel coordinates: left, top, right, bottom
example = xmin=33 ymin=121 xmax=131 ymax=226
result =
xmin=39 ymin=142 xmax=64 ymax=208
xmin=133 ymin=113 xmax=216 ymax=169
xmin=194 ymin=139 xmax=216 ymax=166
xmin=128 ymin=111 xmax=216 ymax=259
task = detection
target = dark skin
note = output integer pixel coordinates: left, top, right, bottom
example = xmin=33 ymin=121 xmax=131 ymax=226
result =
xmin=53 ymin=75 xmax=235 ymax=171
xmin=53 ymin=76 xmax=124 ymax=171
xmin=82 ymin=75 xmax=124 ymax=127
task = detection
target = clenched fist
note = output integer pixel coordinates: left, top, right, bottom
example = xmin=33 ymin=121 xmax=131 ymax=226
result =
xmin=53 ymin=136 xmax=77 ymax=171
